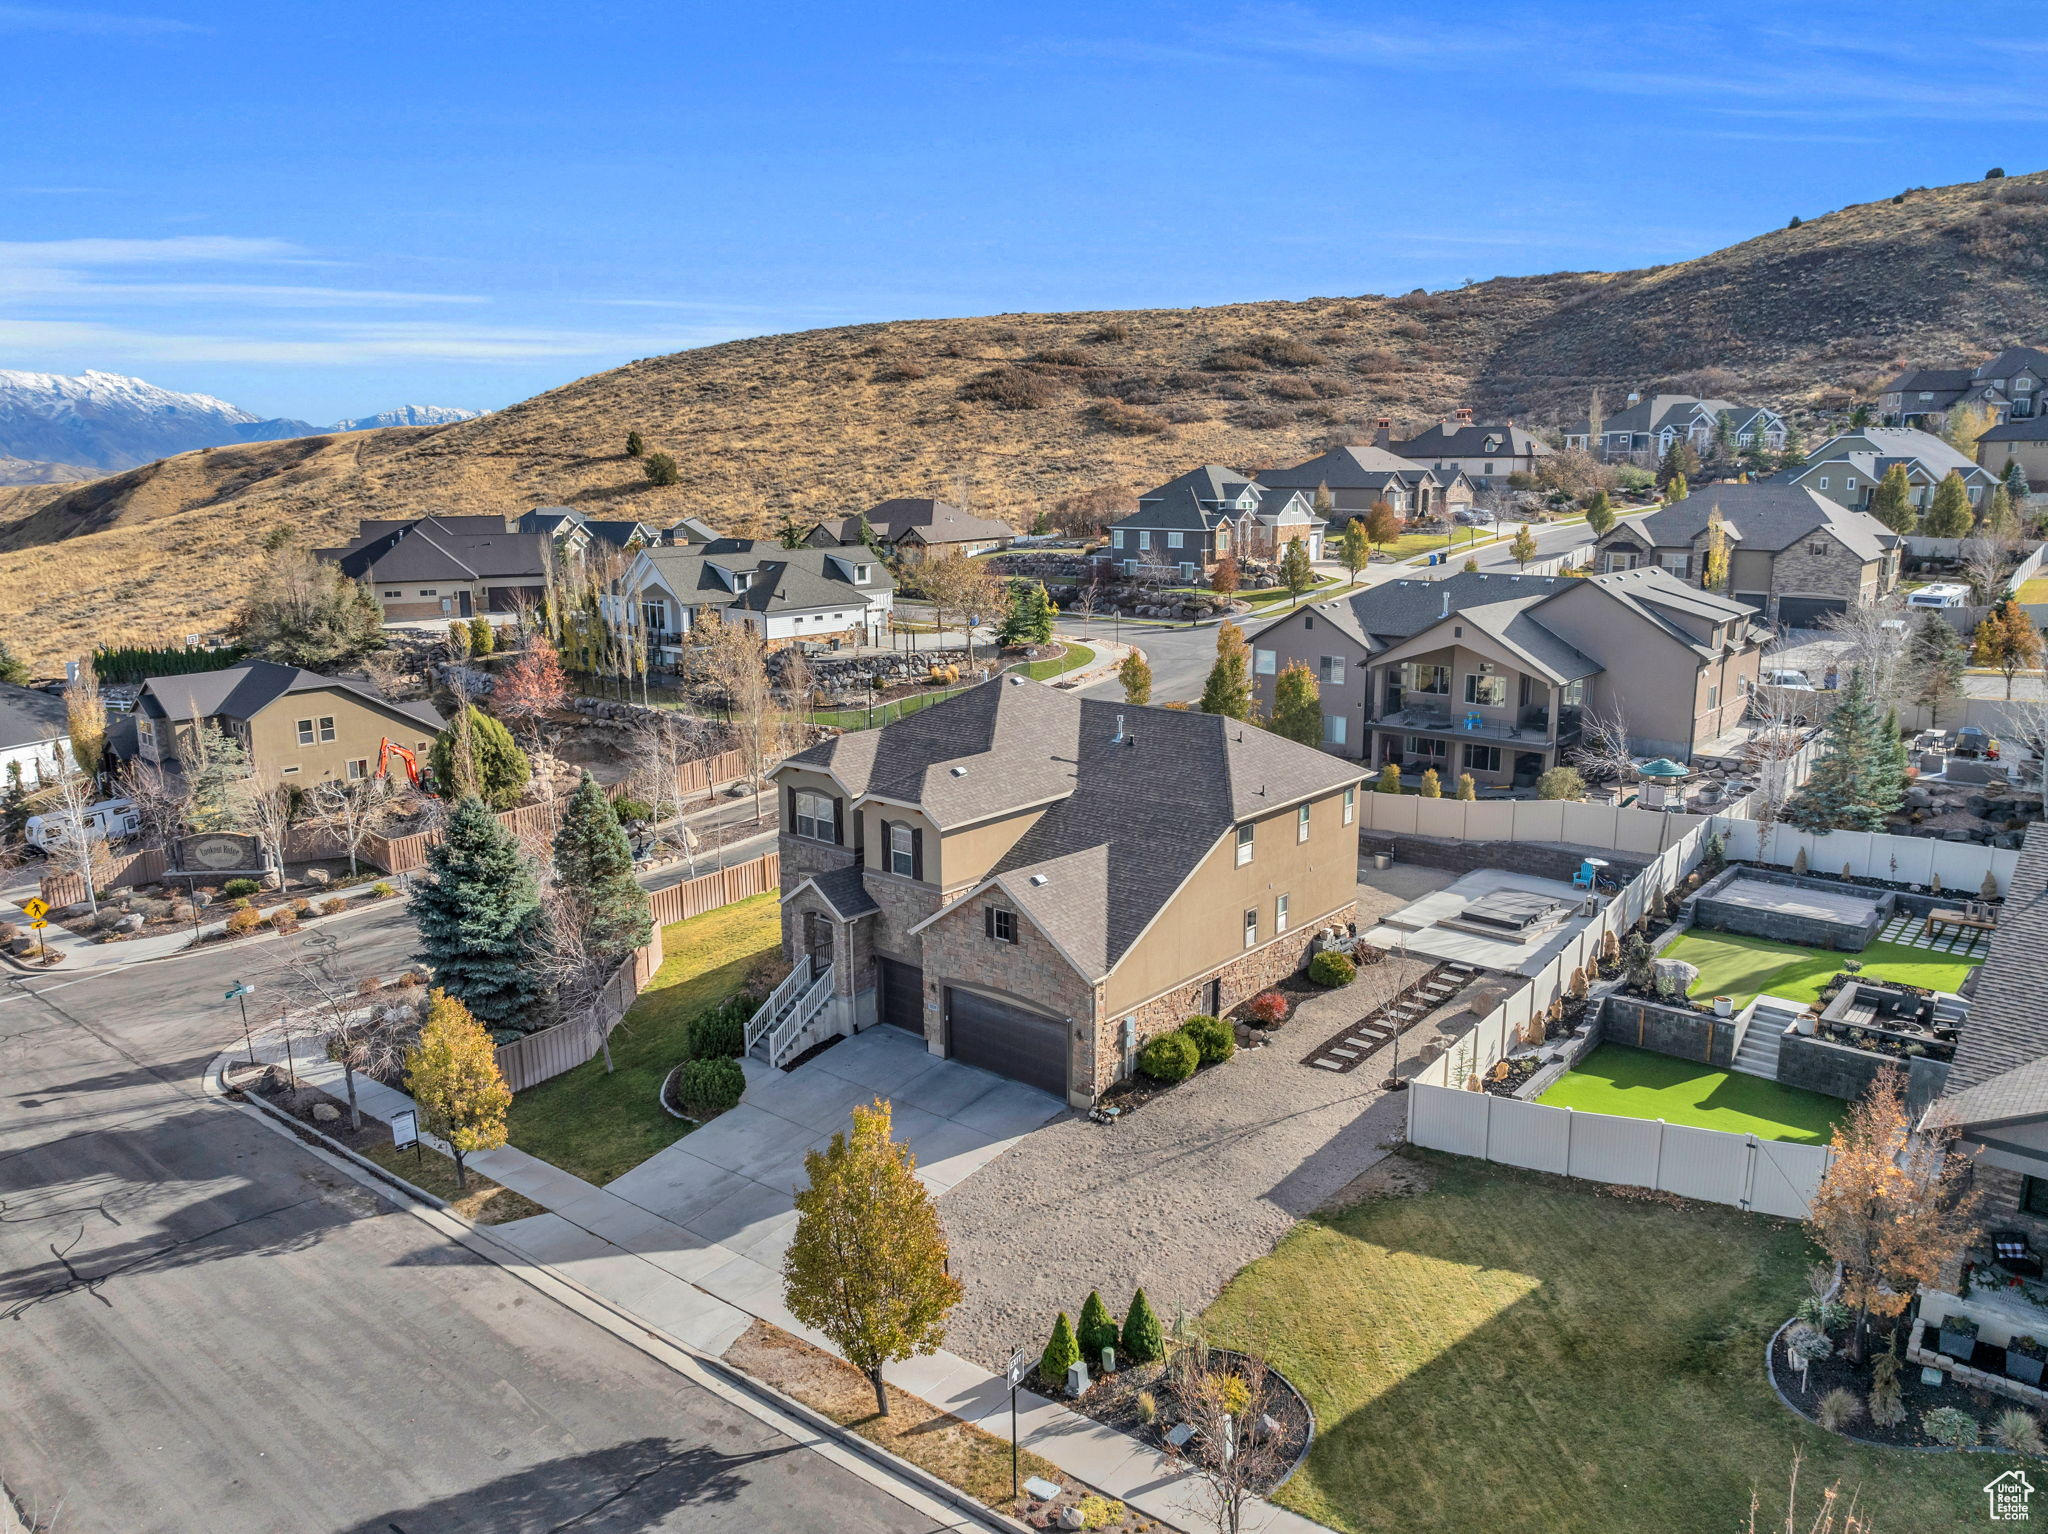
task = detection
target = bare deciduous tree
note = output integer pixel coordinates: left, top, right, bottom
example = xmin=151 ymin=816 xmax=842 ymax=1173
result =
xmin=38 ymin=758 xmax=111 ymax=915
xmin=312 ymin=773 xmax=398 ymax=876
xmin=1165 ymin=1340 xmax=1294 ymax=1534
xmin=1570 ymin=702 xmax=1637 ymax=787
xmin=1818 ymin=596 xmax=1910 ymax=709
xmin=243 ymin=776 xmax=298 ymax=886
xmin=118 ymin=754 xmax=192 ymax=854
xmin=696 ymin=614 xmax=776 ymax=824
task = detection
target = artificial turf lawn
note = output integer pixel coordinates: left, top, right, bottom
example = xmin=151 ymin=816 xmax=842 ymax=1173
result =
xmin=504 ymin=890 xmax=780 ymax=1184
xmin=1200 ymin=1152 xmax=1998 ymax=1534
xmin=1536 ymin=1043 xmax=1843 ymax=1143
xmin=1661 ymin=928 xmax=1979 ymax=1008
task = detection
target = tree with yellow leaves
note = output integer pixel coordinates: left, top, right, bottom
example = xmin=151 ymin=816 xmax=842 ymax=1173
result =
xmin=404 ymin=989 xmax=511 ymax=1190
xmin=1807 ymin=1067 xmax=1980 ymax=1362
xmin=1973 ymin=598 xmax=2044 ymax=699
xmin=783 ymin=1099 xmax=963 ymax=1415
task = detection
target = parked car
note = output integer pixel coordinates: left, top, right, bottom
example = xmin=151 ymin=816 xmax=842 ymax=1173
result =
xmin=1760 ymin=667 xmax=1815 ymax=690
xmin=1457 ymin=507 xmax=1496 ymax=526
xmin=24 ymin=797 xmax=140 ymax=854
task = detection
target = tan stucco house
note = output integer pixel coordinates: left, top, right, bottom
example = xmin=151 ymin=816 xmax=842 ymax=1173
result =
xmin=768 ymin=677 xmax=1364 ymax=1107
xmin=1248 ymin=567 xmax=1765 ymax=784
xmin=126 ymin=661 xmax=444 ymax=784
xmin=1378 ymin=410 xmax=1552 ymax=489
xmin=316 ymin=515 xmax=554 ymax=623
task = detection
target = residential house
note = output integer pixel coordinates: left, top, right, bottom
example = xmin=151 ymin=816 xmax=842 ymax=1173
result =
xmin=1978 ymin=417 xmax=2048 ymax=491
xmin=806 ymin=498 xmax=1017 ymax=565
xmin=0 ymin=682 xmax=74 ymax=785
xmin=667 ymin=516 xmax=724 ymax=547
xmin=1247 ymin=567 xmax=1764 ymax=784
xmin=772 ymin=676 xmax=1364 ymax=1106
xmin=315 ymin=515 xmax=553 ymax=623
xmin=1880 ymin=347 xmax=2048 ymax=429
xmin=1562 ymin=394 xmax=1786 ymax=462
xmin=1254 ymin=444 xmax=1472 ymax=525
xmin=1101 ymin=466 xmax=1322 ymax=578
xmin=1773 ymin=427 xmax=2000 ymax=516
xmin=621 ymin=538 xmax=896 ymax=659
xmin=1377 ymin=409 xmax=1553 ymax=489
xmin=1923 ymin=824 xmax=2048 ymax=1245
xmin=516 ymin=506 xmax=663 ymax=557
xmin=1589 ymin=484 xmax=1900 ymax=626
xmin=123 ymin=660 xmax=444 ymax=784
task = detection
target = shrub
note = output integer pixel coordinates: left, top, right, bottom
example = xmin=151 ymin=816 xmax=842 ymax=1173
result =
xmin=872 ymin=361 xmax=929 ymax=382
xmin=1040 ymin=1312 xmax=1081 ymax=1387
xmin=1181 ymin=1014 xmax=1235 ymax=1066
xmin=1922 ymin=1405 xmax=1980 ymax=1449
xmin=1137 ymin=1030 xmax=1198 ymax=1083
xmin=395 ymin=969 xmax=424 ymax=988
xmin=643 ymin=452 xmax=681 ymax=486
xmin=1086 ymin=321 xmax=1130 ymax=343
xmin=371 ymin=882 xmax=397 ymax=899
xmin=1135 ymin=1390 xmax=1158 ymax=1423
xmin=225 ymin=907 xmax=263 ymax=936
xmin=611 ymin=796 xmax=654 ymax=824
xmin=223 ymin=878 xmax=262 ymax=898
xmin=687 ymin=994 xmax=751 ymax=1058
xmin=1815 ymin=1388 xmax=1863 ymax=1433
xmin=321 ymin=897 xmax=347 ymax=916
xmin=676 ymin=1056 xmax=745 ymax=1118
xmin=1308 ymin=949 xmax=1357 ymax=987
xmin=958 ymin=366 xmax=1061 ymax=410
xmin=1993 ymin=1408 xmax=2046 ymax=1455
xmin=1077 ymin=1290 xmax=1119 ymax=1359
xmin=291 ymin=898 xmax=312 ymax=917
xmin=1242 ymin=333 xmax=1326 ymax=368
xmin=1201 ymin=347 xmax=1264 ymax=372
xmin=1031 ymin=346 xmax=1091 ymax=368
xmin=1089 ymin=401 xmax=1171 ymax=436
xmin=1535 ymin=766 xmax=1586 ymax=801
xmin=1246 ymin=990 xmax=1288 ymax=1027
xmin=1074 ymin=1496 xmax=1125 ymax=1530
xmin=269 ymin=909 xmax=299 ymax=934
xmin=1121 ymin=1287 xmax=1164 ymax=1364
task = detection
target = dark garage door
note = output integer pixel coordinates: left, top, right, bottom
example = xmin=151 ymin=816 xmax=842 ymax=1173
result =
xmin=945 ymin=987 xmax=1067 ymax=1098
xmin=876 ymin=957 xmax=924 ymax=1033
xmin=1777 ymin=596 xmax=1846 ymax=628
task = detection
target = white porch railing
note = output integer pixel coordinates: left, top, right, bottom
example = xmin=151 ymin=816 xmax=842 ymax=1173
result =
xmin=762 ymin=965 xmax=834 ymax=1068
xmin=746 ymin=963 xmax=810 ymax=1056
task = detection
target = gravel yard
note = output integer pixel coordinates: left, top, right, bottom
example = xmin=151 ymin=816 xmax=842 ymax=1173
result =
xmin=937 ymin=929 xmax=1483 ymax=1369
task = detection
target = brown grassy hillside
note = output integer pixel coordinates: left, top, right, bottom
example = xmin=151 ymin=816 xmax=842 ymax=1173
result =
xmin=3 ymin=169 xmax=2045 ymax=667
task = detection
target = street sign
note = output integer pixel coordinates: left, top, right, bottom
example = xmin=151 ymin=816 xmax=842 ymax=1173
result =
xmin=28 ymin=919 xmax=46 ymax=931
xmin=390 ymin=1109 xmax=419 ymax=1149
xmin=225 ymin=982 xmax=254 ymax=1002
xmin=1007 ymin=1349 xmax=1030 ymax=1388
xmin=21 ymin=898 xmax=47 ymax=921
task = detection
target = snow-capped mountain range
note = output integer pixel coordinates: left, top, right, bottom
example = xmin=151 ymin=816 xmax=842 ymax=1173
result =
xmin=0 ymin=370 xmax=481 ymax=482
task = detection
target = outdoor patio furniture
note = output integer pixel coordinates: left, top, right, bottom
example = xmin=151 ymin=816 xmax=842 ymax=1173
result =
xmin=1994 ymin=1233 xmax=2043 ymax=1279
xmin=1924 ymin=905 xmax=1999 ymax=941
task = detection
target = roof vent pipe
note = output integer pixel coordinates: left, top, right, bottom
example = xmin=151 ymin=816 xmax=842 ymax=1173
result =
xmin=1111 ymin=713 xmax=1125 ymax=745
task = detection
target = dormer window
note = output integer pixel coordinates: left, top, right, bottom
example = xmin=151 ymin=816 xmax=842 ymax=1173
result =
xmin=732 ymin=571 xmax=751 ymax=592
xmin=855 ymin=564 xmax=872 ymax=583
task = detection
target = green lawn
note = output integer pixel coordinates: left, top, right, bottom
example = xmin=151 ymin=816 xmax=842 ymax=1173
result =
xmin=1020 ymin=641 xmax=1094 ymax=681
xmin=1537 ymin=1044 xmax=1843 ymax=1143
xmin=1201 ymin=1152 xmax=1997 ymax=1534
xmin=505 ymin=891 xmax=781 ymax=1184
xmin=813 ymin=686 xmax=967 ymax=730
xmin=2017 ymin=575 xmax=2048 ymax=604
xmin=1662 ymin=929 xmax=1979 ymax=1008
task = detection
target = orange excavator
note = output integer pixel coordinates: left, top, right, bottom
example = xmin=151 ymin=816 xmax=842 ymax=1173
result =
xmin=377 ymin=738 xmax=432 ymax=790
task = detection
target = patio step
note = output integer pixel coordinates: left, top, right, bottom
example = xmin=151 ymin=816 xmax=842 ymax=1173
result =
xmin=1731 ymin=1004 xmax=1795 ymax=1081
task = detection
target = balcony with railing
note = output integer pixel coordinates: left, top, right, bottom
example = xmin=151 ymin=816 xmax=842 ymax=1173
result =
xmin=1374 ymin=706 xmax=1554 ymax=745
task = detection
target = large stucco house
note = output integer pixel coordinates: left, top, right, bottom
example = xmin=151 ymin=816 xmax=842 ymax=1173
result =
xmin=1102 ymin=466 xmax=1323 ymax=577
xmin=1377 ymin=410 xmax=1552 ymax=489
xmin=1774 ymin=427 xmax=1999 ymax=516
xmin=1880 ymin=347 xmax=2048 ymax=430
xmin=620 ymin=538 xmax=896 ymax=657
xmin=1247 ymin=567 xmax=1764 ymax=786
xmin=769 ymin=678 xmax=1364 ymax=1107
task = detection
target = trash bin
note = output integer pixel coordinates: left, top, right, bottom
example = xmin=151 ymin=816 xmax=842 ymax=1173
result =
xmin=1371 ymin=852 xmax=1392 ymax=870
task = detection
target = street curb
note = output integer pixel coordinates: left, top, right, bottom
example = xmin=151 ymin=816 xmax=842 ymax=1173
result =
xmin=207 ymin=1054 xmax=1034 ymax=1534
xmin=3 ymin=881 xmax=406 ymax=975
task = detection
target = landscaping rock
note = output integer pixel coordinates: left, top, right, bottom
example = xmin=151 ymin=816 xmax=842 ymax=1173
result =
xmin=304 ymin=868 xmax=331 ymax=887
xmin=116 ymin=913 xmax=144 ymax=933
xmin=1652 ymin=958 xmax=1700 ymax=994
xmin=311 ymin=1103 xmax=341 ymax=1123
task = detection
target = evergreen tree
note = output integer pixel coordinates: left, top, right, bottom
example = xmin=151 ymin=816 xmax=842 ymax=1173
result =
xmin=1 ymin=761 xmax=28 ymax=844
xmin=1905 ymin=611 xmax=1968 ymax=728
xmin=1268 ymin=661 xmax=1322 ymax=746
xmin=2004 ymin=458 xmax=2033 ymax=503
xmin=1376 ymin=761 xmax=1402 ymax=794
xmin=1779 ymin=424 xmax=1807 ymax=469
xmin=1923 ymin=470 xmax=1973 ymax=539
xmin=1510 ymin=524 xmax=1537 ymax=567
xmin=642 ymin=451 xmax=681 ymax=486
xmin=1712 ymin=409 xmax=1737 ymax=460
xmin=1849 ymin=402 xmax=1875 ymax=430
xmin=1117 ymin=652 xmax=1152 ymax=705
xmin=1277 ymin=538 xmax=1316 ymax=606
xmin=1120 ymin=1288 xmax=1163 ymax=1365
xmin=467 ymin=615 xmax=496 ymax=656
xmin=411 ymin=796 xmax=546 ymax=1034
xmin=1420 ymin=767 xmax=1441 ymax=798
xmin=1870 ymin=464 xmax=1917 ymax=534
xmin=0 ymin=640 xmax=28 ymax=686
xmin=1077 ymin=1290 xmax=1119 ymax=1359
xmin=1199 ymin=621 xmax=1252 ymax=720
xmin=998 ymin=580 xmax=1054 ymax=645
xmin=1782 ymin=670 xmax=1904 ymax=833
xmin=1655 ymin=440 xmax=1699 ymax=491
xmin=1742 ymin=433 xmax=1776 ymax=475
xmin=1039 ymin=1312 xmax=1080 ymax=1388
xmin=405 ymin=989 xmax=512 ymax=1189
xmin=1987 ymin=483 xmax=2018 ymax=537
xmin=553 ymin=772 xmax=652 ymax=964
xmin=1457 ymin=771 xmax=1477 ymax=800
xmin=625 ymin=430 xmax=645 ymax=457
xmin=429 ymin=705 xmax=532 ymax=809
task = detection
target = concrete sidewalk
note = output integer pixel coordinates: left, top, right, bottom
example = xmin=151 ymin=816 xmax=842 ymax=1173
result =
xmin=225 ymin=1027 xmax=1330 ymax=1534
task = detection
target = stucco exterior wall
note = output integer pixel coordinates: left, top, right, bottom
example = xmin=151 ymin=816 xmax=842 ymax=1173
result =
xmin=1249 ymin=609 xmax=1372 ymax=757
xmin=236 ymin=691 xmax=435 ymax=782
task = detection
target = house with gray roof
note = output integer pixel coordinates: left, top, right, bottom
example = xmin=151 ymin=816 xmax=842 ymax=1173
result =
xmin=805 ymin=497 xmax=1016 ymax=565
xmin=315 ymin=515 xmax=553 ymax=624
xmin=1923 ymin=824 xmax=2048 ymax=1246
xmin=1979 ymin=415 xmax=2048 ymax=492
xmin=1103 ymin=466 xmax=1323 ymax=577
xmin=0 ymin=682 xmax=74 ymax=786
xmin=770 ymin=676 xmax=1364 ymax=1104
xmin=1254 ymin=443 xmax=1472 ymax=525
xmin=516 ymin=506 xmax=663 ymax=557
xmin=1774 ymin=427 xmax=2000 ymax=518
xmin=1880 ymin=346 xmax=2048 ymax=429
xmin=1378 ymin=409 xmax=1552 ymax=489
xmin=1247 ymin=566 xmax=1764 ymax=783
xmin=1590 ymin=484 xmax=1900 ymax=627
xmin=619 ymin=538 xmax=896 ymax=657
xmin=1562 ymin=393 xmax=1785 ymax=463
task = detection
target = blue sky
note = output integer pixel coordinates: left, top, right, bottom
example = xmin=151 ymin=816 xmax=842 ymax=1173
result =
xmin=2 ymin=1 xmax=2040 ymax=422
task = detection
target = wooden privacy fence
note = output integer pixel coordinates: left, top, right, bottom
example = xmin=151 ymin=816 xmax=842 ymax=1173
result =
xmin=1407 ymin=1083 xmax=1833 ymax=1220
xmin=492 ymin=851 xmax=780 ymax=1092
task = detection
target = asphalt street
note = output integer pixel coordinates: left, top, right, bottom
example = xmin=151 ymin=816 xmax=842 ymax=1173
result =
xmin=0 ymin=909 xmax=942 ymax=1534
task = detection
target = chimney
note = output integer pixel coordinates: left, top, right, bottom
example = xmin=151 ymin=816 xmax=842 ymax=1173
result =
xmin=1455 ymin=406 xmax=1474 ymax=425
xmin=1373 ymin=417 xmax=1392 ymax=446
xmin=1626 ymin=390 xmax=1641 ymax=406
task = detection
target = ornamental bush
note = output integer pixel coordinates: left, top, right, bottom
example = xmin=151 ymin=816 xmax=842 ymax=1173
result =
xmin=223 ymin=878 xmax=261 ymax=898
xmin=1246 ymin=990 xmax=1288 ymax=1027
xmin=676 ymin=1056 xmax=745 ymax=1118
xmin=1120 ymin=1287 xmax=1164 ymax=1364
xmin=687 ymin=994 xmax=751 ymax=1058
xmin=225 ymin=907 xmax=263 ymax=935
xmin=1181 ymin=1013 xmax=1235 ymax=1066
xmin=1040 ymin=1311 xmax=1081 ymax=1387
xmin=1077 ymin=1290 xmax=1119 ymax=1359
xmin=1922 ymin=1406 xmax=1980 ymax=1450
xmin=1137 ymin=1029 xmax=1198 ymax=1083
xmin=1308 ymin=949 xmax=1357 ymax=987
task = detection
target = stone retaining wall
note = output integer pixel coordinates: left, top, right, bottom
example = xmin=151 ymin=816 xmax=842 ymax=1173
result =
xmin=1598 ymin=993 xmax=1739 ymax=1067
xmin=1684 ymin=865 xmax=1893 ymax=951
xmin=1777 ymin=1030 xmax=1950 ymax=1110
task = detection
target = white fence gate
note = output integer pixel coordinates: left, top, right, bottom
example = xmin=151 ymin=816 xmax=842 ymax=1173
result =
xmin=1406 ymin=1084 xmax=1833 ymax=1220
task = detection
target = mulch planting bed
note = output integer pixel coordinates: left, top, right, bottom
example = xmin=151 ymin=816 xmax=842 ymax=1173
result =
xmin=1772 ymin=1321 xmax=1996 ymax=1449
xmin=1071 ymin=1348 xmax=1312 ymax=1493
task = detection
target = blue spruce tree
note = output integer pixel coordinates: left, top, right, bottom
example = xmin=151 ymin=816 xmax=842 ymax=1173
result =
xmin=412 ymin=796 xmax=546 ymax=1037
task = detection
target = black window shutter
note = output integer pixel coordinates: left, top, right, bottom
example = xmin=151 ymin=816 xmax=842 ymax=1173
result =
xmin=879 ymin=819 xmax=893 ymax=867
xmin=832 ymin=797 xmax=844 ymax=844
xmin=911 ymin=826 xmax=924 ymax=881
xmin=785 ymin=784 xmax=798 ymax=831
xmin=984 ymin=905 xmax=995 ymax=939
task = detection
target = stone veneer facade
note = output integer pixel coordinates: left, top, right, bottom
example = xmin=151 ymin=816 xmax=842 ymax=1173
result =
xmin=1757 ymin=533 xmax=1885 ymax=618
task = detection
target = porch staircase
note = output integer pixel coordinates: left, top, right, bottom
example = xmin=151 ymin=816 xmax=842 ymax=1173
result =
xmin=745 ymin=962 xmax=837 ymax=1069
xmin=1730 ymin=998 xmax=1799 ymax=1080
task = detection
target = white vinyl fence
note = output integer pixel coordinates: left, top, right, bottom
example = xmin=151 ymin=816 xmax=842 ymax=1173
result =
xmin=1407 ymin=1084 xmax=1834 ymax=1219
xmin=1713 ymin=817 xmax=2019 ymax=896
xmin=1360 ymin=793 xmax=1712 ymax=852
